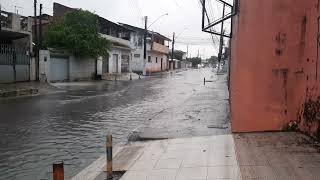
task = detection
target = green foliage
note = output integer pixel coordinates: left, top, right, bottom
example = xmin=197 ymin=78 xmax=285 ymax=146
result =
xmin=169 ymin=50 xmax=185 ymax=60
xmin=44 ymin=10 xmax=110 ymax=58
xmin=207 ymin=56 xmax=218 ymax=65
xmin=187 ymin=57 xmax=202 ymax=67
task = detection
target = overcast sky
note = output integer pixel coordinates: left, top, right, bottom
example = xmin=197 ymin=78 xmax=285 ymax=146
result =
xmin=2 ymin=0 xmax=232 ymax=58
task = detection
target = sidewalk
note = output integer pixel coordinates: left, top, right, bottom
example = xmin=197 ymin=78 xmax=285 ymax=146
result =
xmin=0 ymin=81 xmax=61 ymax=98
xmin=72 ymin=132 xmax=320 ymax=180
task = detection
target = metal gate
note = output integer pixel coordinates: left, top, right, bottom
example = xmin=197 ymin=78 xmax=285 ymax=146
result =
xmin=0 ymin=44 xmax=30 ymax=83
xmin=50 ymin=56 xmax=69 ymax=82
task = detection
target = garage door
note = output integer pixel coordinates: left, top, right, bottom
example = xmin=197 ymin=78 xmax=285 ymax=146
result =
xmin=50 ymin=56 xmax=69 ymax=82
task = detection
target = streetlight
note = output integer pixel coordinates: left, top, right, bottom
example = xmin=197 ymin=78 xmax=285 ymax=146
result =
xmin=148 ymin=13 xmax=169 ymax=29
xmin=143 ymin=13 xmax=169 ymax=75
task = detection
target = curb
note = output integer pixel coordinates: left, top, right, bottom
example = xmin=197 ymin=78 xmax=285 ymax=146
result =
xmin=0 ymin=88 xmax=39 ymax=98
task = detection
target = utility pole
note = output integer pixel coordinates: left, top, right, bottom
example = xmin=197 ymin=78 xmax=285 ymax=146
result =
xmin=0 ymin=4 xmax=2 ymax=30
xmin=186 ymin=45 xmax=189 ymax=60
xmin=143 ymin=16 xmax=148 ymax=76
xmin=217 ymin=4 xmax=225 ymax=74
xmin=171 ymin=32 xmax=175 ymax=70
xmin=39 ymin=4 xmax=43 ymax=49
xmin=34 ymin=0 xmax=39 ymax=80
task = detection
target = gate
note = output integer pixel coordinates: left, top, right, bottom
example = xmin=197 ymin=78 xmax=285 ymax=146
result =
xmin=121 ymin=54 xmax=130 ymax=72
xmin=0 ymin=44 xmax=30 ymax=83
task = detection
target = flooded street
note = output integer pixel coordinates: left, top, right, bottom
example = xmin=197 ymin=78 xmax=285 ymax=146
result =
xmin=0 ymin=68 xmax=229 ymax=179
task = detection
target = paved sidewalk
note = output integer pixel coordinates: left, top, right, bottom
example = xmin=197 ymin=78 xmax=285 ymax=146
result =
xmin=120 ymin=135 xmax=240 ymax=180
xmin=72 ymin=132 xmax=320 ymax=180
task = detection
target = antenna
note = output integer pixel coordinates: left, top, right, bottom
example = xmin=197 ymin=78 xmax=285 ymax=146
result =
xmin=14 ymin=5 xmax=22 ymax=14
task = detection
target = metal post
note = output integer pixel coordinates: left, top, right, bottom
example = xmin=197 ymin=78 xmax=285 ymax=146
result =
xmin=202 ymin=0 xmax=206 ymax=30
xmin=34 ymin=0 xmax=39 ymax=81
xmin=217 ymin=3 xmax=225 ymax=74
xmin=171 ymin=32 xmax=175 ymax=70
xmin=106 ymin=135 xmax=113 ymax=180
xmin=143 ymin=16 xmax=148 ymax=76
xmin=39 ymin=4 xmax=43 ymax=49
xmin=0 ymin=4 xmax=2 ymax=30
xmin=53 ymin=162 xmax=64 ymax=180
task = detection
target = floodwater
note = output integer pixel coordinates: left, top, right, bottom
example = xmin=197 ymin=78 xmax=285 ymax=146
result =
xmin=0 ymin=68 xmax=229 ymax=179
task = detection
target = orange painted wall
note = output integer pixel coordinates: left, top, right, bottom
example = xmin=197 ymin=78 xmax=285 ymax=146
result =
xmin=230 ymin=0 xmax=320 ymax=136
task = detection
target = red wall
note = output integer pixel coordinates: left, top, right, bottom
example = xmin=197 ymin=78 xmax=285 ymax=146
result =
xmin=230 ymin=0 xmax=320 ymax=137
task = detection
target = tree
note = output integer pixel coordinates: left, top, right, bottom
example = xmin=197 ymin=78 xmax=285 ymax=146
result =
xmin=169 ymin=50 xmax=185 ymax=60
xmin=207 ymin=56 xmax=218 ymax=65
xmin=44 ymin=10 xmax=110 ymax=58
xmin=187 ymin=57 xmax=202 ymax=67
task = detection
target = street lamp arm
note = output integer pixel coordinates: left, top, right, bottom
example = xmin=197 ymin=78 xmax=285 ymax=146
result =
xmin=147 ymin=13 xmax=168 ymax=29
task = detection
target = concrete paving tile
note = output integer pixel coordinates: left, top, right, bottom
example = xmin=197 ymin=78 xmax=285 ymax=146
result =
xmin=160 ymin=149 xmax=188 ymax=159
xmin=169 ymin=136 xmax=212 ymax=144
xmin=207 ymin=166 xmax=240 ymax=180
xmin=235 ymin=148 xmax=269 ymax=166
xmin=175 ymin=167 xmax=207 ymax=180
xmin=239 ymin=166 xmax=276 ymax=180
xmin=147 ymin=169 xmax=178 ymax=180
xmin=120 ymin=170 xmax=147 ymax=180
xmin=128 ymin=159 xmax=158 ymax=171
xmin=154 ymin=158 xmax=182 ymax=169
xmin=166 ymin=142 xmax=209 ymax=152
xmin=270 ymin=165 xmax=312 ymax=180
xmin=208 ymin=153 xmax=237 ymax=166
xmin=181 ymin=151 xmax=209 ymax=168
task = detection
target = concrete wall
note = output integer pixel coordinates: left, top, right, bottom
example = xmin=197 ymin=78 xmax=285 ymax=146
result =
xmin=230 ymin=0 xmax=320 ymax=137
xmin=69 ymin=56 xmax=95 ymax=81
xmin=39 ymin=50 xmax=51 ymax=82
xmin=39 ymin=50 xmax=96 ymax=82
xmin=131 ymin=49 xmax=144 ymax=73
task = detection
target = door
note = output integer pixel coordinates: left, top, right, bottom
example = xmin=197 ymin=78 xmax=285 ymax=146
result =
xmin=103 ymin=56 xmax=109 ymax=73
xmin=50 ymin=56 xmax=69 ymax=82
xmin=112 ymin=54 xmax=118 ymax=73
xmin=161 ymin=58 xmax=163 ymax=71
xmin=121 ymin=54 xmax=130 ymax=72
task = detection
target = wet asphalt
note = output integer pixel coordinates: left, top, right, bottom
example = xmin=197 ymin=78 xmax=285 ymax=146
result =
xmin=0 ymin=68 xmax=230 ymax=180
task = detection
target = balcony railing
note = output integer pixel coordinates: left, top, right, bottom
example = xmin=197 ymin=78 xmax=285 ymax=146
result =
xmin=151 ymin=42 xmax=169 ymax=54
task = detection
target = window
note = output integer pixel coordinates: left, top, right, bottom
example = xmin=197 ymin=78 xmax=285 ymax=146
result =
xmin=148 ymin=56 xmax=151 ymax=62
xmin=156 ymin=57 xmax=158 ymax=63
xmin=134 ymin=54 xmax=140 ymax=58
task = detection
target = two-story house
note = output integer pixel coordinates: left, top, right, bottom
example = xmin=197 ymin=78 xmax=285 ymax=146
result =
xmin=98 ymin=17 xmax=133 ymax=78
xmin=119 ymin=23 xmax=171 ymax=74
xmin=0 ymin=10 xmax=34 ymax=83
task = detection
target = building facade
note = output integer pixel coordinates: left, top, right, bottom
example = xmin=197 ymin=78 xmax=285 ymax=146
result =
xmin=120 ymin=23 xmax=171 ymax=74
xmin=0 ymin=10 xmax=34 ymax=83
xmin=38 ymin=3 xmax=133 ymax=82
xmin=230 ymin=0 xmax=320 ymax=138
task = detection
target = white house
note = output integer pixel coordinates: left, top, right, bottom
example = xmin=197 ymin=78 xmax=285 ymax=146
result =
xmin=119 ymin=23 xmax=171 ymax=75
xmin=38 ymin=3 xmax=134 ymax=82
